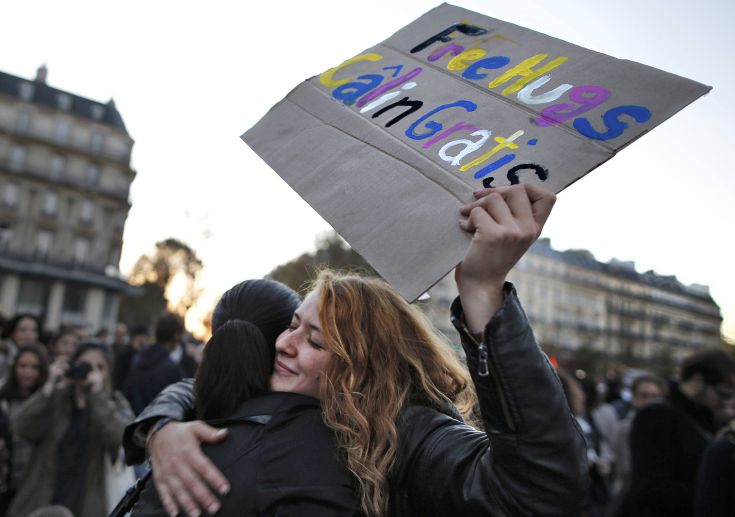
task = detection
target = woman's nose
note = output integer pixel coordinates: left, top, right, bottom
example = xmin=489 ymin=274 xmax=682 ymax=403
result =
xmin=277 ymin=333 xmax=298 ymax=356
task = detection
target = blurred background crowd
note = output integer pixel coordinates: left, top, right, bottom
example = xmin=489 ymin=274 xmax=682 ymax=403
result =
xmin=0 ymin=311 xmax=201 ymax=516
xmin=0 ymin=307 xmax=732 ymax=517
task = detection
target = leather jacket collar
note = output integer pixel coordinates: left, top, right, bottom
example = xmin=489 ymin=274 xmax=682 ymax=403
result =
xmin=208 ymin=392 xmax=320 ymax=427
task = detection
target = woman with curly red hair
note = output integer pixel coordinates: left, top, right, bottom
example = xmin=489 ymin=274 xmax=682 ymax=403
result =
xmin=123 ymin=184 xmax=588 ymax=516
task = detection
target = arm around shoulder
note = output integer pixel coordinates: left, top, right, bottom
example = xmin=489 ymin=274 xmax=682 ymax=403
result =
xmin=122 ymin=378 xmax=195 ymax=464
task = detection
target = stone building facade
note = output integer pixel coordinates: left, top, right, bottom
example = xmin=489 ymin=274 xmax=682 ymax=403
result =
xmin=0 ymin=66 xmax=136 ymax=333
xmin=423 ymin=238 xmax=722 ymax=361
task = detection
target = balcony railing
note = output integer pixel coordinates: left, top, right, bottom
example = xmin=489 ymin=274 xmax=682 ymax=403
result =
xmin=0 ymin=248 xmax=107 ymax=275
xmin=1 ymin=121 xmax=132 ymax=167
xmin=0 ymin=158 xmax=130 ymax=204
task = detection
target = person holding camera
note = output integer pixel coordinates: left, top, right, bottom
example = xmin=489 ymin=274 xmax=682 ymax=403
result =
xmin=7 ymin=342 xmax=133 ymax=517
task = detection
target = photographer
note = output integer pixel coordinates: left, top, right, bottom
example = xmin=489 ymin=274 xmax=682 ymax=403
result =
xmin=7 ymin=343 xmax=133 ymax=517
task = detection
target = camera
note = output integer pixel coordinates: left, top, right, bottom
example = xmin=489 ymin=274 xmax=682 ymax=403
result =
xmin=66 ymin=361 xmax=92 ymax=380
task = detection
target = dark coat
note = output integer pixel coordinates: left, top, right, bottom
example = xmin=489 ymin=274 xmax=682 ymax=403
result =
xmin=122 ymin=343 xmax=182 ymax=415
xmin=0 ymin=405 xmax=11 ymax=516
xmin=694 ymin=423 xmax=735 ymax=517
xmin=113 ymin=344 xmax=135 ymax=390
xmin=175 ymin=345 xmax=198 ymax=378
xmin=621 ymin=381 xmax=715 ymax=517
xmin=132 ymin=392 xmax=359 ymax=516
xmin=387 ymin=286 xmax=588 ymax=516
xmin=124 ymin=285 xmax=589 ymax=516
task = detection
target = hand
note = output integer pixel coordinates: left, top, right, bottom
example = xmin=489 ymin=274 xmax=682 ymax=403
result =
xmin=85 ymin=369 xmax=104 ymax=394
xmin=43 ymin=357 xmax=69 ymax=396
xmin=148 ymin=420 xmax=230 ymax=517
xmin=456 ymin=184 xmax=556 ymax=333
xmin=49 ymin=357 xmax=69 ymax=383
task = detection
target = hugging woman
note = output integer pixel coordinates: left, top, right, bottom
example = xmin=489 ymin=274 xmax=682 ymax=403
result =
xmin=123 ymin=184 xmax=589 ymax=516
xmin=130 ymin=279 xmax=360 ymax=516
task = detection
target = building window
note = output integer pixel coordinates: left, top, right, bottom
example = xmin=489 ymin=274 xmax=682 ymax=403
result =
xmin=90 ymin=132 xmax=105 ymax=153
xmin=86 ymin=164 xmax=101 ymax=186
xmin=42 ymin=191 xmax=58 ymax=215
xmin=36 ymin=230 xmax=53 ymax=257
xmin=16 ymin=111 xmax=31 ymax=133
xmin=2 ymin=184 xmax=19 ymax=207
xmin=73 ymin=237 xmax=89 ymax=263
xmin=16 ymin=278 xmax=48 ymax=315
xmin=108 ymin=246 xmax=120 ymax=267
xmin=18 ymin=82 xmax=34 ymax=101
xmin=111 ymin=210 xmax=125 ymax=231
xmin=55 ymin=119 xmax=71 ymax=143
xmin=118 ymin=140 xmax=131 ymax=159
xmin=91 ymin=105 xmax=105 ymax=121
xmin=79 ymin=200 xmax=94 ymax=223
xmin=0 ymin=224 xmax=12 ymax=250
xmin=62 ymin=283 xmax=87 ymax=326
xmin=102 ymin=291 xmax=115 ymax=325
xmin=50 ymin=154 xmax=66 ymax=179
xmin=56 ymin=93 xmax=72 ymax=111
xmin=9 ymin=145 xmax=27 ymax=171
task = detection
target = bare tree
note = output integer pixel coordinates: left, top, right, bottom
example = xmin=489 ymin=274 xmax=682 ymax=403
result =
xmin=267 ymin=231 xmax=377 ymax=293
xmin=127 ymin=238 xmax=204 ymax=317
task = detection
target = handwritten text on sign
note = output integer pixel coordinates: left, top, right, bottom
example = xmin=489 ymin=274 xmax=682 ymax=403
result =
xmin=318 ymin=23 xmax=652 ymax=189
xmin=243 ymin=3 xmax=710 ymax=301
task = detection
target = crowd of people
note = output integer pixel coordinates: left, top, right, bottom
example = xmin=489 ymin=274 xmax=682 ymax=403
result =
xmin=0 ymin=186 xmax=731 ymax=517
xmin=0 ymin=311 xmax=202 ymax=516
xmin=556 ymin=348 xmax=735 ymax=517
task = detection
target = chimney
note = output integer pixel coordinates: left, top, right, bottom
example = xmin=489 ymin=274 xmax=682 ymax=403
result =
xmin=35 ymin=64 xmax=48 ymax=83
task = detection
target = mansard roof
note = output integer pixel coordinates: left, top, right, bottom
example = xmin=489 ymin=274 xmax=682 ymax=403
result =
xmin=530 ymin=238 xmax=715 ymax=303
xmin=0 ymin=69 xmax=128 ymax=132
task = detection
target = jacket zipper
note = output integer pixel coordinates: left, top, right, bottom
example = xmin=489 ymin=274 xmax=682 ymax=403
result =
xmin=459 ymin=322 xmax=517 ymax=432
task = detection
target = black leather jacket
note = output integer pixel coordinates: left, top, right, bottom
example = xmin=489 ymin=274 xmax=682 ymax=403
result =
xmin=132 ymin=393 xmax=360 ymax=516
xmin=124 ymin=285 xmax=588 ymax=516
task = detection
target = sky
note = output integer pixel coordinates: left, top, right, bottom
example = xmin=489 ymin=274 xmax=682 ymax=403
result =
xmin=2 ymin=0 xmax=734 ymax=341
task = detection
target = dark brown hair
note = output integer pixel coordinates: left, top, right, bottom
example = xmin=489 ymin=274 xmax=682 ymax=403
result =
xmin=195 ymin=279 xmax=301 ymax=420
xmin=0 ymin=344 xmax=49 ymax=401
xmin=681 ymin=349 xmax=735 ymax=386
xmin=195 ymin=320 xmax=271 ymax=421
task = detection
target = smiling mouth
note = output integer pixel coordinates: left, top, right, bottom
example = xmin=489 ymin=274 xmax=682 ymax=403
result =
xmin=275 ymin=360 xmax=297 ymax=376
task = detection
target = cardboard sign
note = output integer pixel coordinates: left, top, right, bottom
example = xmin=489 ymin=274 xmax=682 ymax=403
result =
xmin=242 ymin=3 xmax=711 ymax=302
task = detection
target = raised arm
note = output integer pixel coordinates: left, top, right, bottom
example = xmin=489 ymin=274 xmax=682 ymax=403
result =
xmin=392 ymin=185 xmax=587 ymax=515
xmin=455 ymin=184 xmax=555 ymax=331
